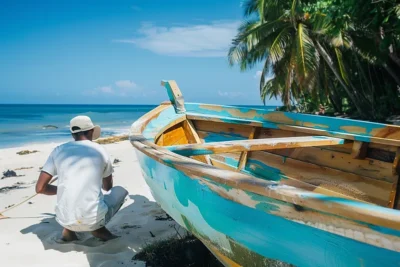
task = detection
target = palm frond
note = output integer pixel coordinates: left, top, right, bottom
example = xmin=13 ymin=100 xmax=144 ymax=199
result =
xmin=294 ymin=23 xmax=318 ymax=86
xmin=334 ymin=48 xmax=349 ymax=85
xmin=268 ymin=26 xmax=293 ymax=63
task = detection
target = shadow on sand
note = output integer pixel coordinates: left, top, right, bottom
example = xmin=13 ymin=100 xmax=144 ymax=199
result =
xmin=21 ymin=194 xmax=181 ymax=267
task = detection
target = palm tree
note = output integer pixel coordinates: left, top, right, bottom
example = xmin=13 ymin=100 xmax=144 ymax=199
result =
xmin=228 ymin=0 xmax=376 ymax=118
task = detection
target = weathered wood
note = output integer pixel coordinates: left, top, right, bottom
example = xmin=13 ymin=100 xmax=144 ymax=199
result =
xmin=186 ymin=103 xmax=400 ymax=143
xmin=182 ymin=120 xmax=212 ymax=165
xmin=393 ymin=147 xmax=400 ymax=175
xmin=351 ymin=141 xmax=369 ymax=159
xmin=161 ymin=80 xmax=186 ymax=114
xmin=268 ymin=147 xmax=396 ymax=183
xmin=390 ymin=148 xmax=400 ymax=208
xmin=130 ymin=98 xmax=400 ymax=253
xmin=188 ymin=114 xmax=263 ymax=128
xmin=193 ymin=120 xmax=253 ymax=139
xmin=132 ymin=139 xmax=400 ymax=231
xmin=130 ymin=102 xmax=172 ymax=136
xmin=211 ymin=154 xmax=368 ymax=202
xmin=159 ymin=123 xmax=189 ymax=146
xmin=238 ymin=127 xmax=257 ymax=171
xmin=188 ymin=112 xmax=400 ymax=147
xmin=214 ymin=151 xmax=393 ymax=206
xmin=166 ymin=136 xmax=345 ymax=156
xmin=389 ymin=182 xmax=398 ymax=208
xmin=197 ymin=130 xmax=245 ymax=143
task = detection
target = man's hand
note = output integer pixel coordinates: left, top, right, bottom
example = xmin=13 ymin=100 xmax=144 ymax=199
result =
xmin=36 ymin=171 xmax=57 ymax=195
xmin=102 ymin=175 xmax=113 ymax=191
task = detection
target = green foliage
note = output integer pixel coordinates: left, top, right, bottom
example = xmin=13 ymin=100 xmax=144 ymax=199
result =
xmin=229 ymin=0 xmax=400 ymax=121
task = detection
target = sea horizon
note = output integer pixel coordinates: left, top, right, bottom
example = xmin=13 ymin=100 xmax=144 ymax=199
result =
xmin=0 ymin=104 xmax=276 ymax=149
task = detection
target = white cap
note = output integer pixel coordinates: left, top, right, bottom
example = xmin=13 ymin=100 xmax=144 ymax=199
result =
xmin=70 ymin=116 xmax=101 ymax=140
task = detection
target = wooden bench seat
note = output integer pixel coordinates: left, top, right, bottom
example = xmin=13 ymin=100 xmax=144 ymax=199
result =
xmin=166 ymin=136 xmax=345 ymax=156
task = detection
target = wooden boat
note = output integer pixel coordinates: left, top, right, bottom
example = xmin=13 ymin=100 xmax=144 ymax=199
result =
xmin=130 ymin=80 xmax=400 ymax=267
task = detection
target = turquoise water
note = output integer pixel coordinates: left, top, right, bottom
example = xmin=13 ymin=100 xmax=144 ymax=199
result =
xmin=0 ymin=104 xmax=156 ymax=148
xmin=0 ymin=104 xmax=275 ymax=148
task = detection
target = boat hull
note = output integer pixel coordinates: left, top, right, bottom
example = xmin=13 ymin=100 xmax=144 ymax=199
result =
xmin=135 ymin=150 xmax=400 ymax=267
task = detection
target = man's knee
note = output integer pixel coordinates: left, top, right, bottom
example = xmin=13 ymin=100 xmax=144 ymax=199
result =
xmin=111 ymin=186 xmax=128 ymax=198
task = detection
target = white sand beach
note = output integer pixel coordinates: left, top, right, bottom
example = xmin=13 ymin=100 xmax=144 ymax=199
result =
xmin=0 ymin=140 xmax=183 ymax=267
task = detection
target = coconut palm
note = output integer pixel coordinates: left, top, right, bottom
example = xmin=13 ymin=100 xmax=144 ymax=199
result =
xmin=228 ymin=0 xmax=381 ymax=118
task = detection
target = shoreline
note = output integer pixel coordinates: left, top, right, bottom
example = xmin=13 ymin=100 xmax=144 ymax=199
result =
xmin=0 ymin=134 xmax=130 ymax=151
xmin=0 ymin=135 xmax=184 ymax=267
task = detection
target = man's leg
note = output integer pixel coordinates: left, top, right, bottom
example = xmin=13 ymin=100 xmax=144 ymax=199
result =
xmin=91 ymin=227 xmax=118 ymax=241
xmin=62 ymin=228 xmax=78 ymax=241
xmin=91 ymin=186 xmax=128 ymax=241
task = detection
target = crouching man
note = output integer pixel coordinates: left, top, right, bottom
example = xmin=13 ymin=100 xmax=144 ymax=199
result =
xmin=36 ymin=115 xmax=128 ymax=241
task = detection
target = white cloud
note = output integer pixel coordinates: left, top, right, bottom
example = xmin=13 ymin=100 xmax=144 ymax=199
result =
xmin=84 ymin=80 xmax=141 ymax=97
xmin=115 ymin=80 xmax=137 ymax=89
xmin=218 ymin=90 xmax=245 ymax=98
xmin=99 ymin=86 xmax=114 ymax=94
xmin=114 ymin=21 xmax=240 ymax=57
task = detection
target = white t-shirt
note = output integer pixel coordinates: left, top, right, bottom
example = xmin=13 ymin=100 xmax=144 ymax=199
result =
xmin=42 ymin=140 xmax=113 ymax=231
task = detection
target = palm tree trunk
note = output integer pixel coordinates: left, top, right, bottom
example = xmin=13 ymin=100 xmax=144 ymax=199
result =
xmin=315 ymin=41 xmax=369 ymax=117
xmin=388 ymin=44 xmax=400 ymax=69
xmin=383 ymin=64 xmax=400 ymax=86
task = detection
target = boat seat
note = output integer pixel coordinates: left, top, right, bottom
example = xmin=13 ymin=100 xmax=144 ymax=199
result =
xmin=165 ymin=136 xmax=345 ymax=156
xmin=210 ymin=151 xmax=394 ymax=207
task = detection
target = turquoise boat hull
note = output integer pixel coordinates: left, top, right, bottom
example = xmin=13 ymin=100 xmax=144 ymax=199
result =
xmin=135 ymin=150 xmax=400 ymax=266
xmin=131 ymin=81 xmax=400 ymax=266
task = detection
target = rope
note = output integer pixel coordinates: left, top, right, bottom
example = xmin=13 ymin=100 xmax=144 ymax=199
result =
xmin=0 ymin=177 xmax=58 ymax=220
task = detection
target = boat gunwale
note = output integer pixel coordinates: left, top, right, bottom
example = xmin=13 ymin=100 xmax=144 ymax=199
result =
xmin=130 ymin=102 xmax=400 ymax=232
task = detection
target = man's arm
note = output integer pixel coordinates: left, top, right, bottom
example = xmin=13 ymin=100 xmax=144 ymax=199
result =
xmin=103 ymin=175 xmax=113 ymax=191
xmin=36 ymin=171 xmax=57 ymax=195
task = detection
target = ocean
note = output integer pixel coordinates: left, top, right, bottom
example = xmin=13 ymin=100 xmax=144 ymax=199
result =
xmin=0 ymin=104 xmax=276 ymax=149
xmin=0 ymin=104 xmax=156 ymax=149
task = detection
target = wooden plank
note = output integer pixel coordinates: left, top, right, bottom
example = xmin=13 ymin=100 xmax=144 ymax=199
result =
xmin=161 ymin=80 xmax=186 ymax=114
xmin=132 ymin=139 xmax=400 ymax=230
xmin=187 ymin=114 xmax=263 ymax=128
xmin=188 ymin=112 xmax=400 ymax=147
xmin=186 ymin=103 xmax=400 ymax=142
xmin=182 ymin=120 xmax=212 ymax=165
xmin=160 ymin=123 xmax=189 ymax=146
xmin=393 ymin=147 xmax=400 ymax=175
xmin=193 ymin=120 xmax=253 ymax=139
xmin=269 ymin=147 xmax=396 ymax=183
xmin=388 ymin=181 xmax=398 ymax=208
xmin=258 ymin=127 xmax=354 ymax=154
xmin=130 ymin=102 xmax=400 ymax=230
xmin=215 ymin=152 xmax=393 ymax=206
xmin=211 ymin=154 xmax=369 ymax=202
xmin=278 ymin=124 xmax=400 ymax=147
xmin=166 ymin=136 xmax=345 ymax=156
xmin=390 ymin=148 xmax=400 ymax=208
xmin=351 ymin=141 xmax=369 ymax=159
xmin=197 ymin=130 xmax=246 ymax=143
xmin=238 ymin=127 xmax=257 ymax=170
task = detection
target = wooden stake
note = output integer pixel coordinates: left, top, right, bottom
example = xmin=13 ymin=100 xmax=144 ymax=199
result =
xmin=238 ymin=127 xmax=257 ymax=171
xmin=351 ymin=141 xmax=368 ymax=159
xmin=161 ymin=80 xmax=186 ymax=114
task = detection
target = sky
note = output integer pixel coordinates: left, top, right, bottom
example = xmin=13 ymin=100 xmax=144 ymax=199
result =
xmin=0 ymin=0 xmax=279 ymax=106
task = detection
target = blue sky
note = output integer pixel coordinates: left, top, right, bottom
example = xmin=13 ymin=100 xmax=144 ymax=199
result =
xmin=0 ymin=0 xmax=279 ymax=105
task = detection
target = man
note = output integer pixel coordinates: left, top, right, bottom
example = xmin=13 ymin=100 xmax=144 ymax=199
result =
xmin=36 ymin=115 xmax=128 ymax=241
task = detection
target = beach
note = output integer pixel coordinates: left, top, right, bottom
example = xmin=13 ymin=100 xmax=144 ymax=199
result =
xmin=0 ymin=138 xmax=184 ymax=267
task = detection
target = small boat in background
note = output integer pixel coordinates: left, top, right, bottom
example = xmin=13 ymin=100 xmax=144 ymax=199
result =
xmin=130 ymin=80 xmax=400 ymax=267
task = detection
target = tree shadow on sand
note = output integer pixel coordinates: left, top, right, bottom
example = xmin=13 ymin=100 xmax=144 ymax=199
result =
xmin=20 ymin=194 xmax=181 ymax=267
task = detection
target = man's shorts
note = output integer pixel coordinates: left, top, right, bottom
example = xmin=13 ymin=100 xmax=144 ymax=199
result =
xmin=60 ymin=186 xmax=128 ymax=232
xmin=103 ymin=186 xmax=129 ymax=225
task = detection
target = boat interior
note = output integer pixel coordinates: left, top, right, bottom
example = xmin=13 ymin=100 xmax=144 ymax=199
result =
xmin=148 ymin=81 xmax=400 ymax=211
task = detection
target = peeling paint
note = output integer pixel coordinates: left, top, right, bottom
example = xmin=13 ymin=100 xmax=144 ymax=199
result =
xmin=135 ymin=151 xmax=400 ymax=266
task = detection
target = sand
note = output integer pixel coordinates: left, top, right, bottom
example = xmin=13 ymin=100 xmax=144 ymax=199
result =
xmin=0 ymin=140 xmax=183 ymax=267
